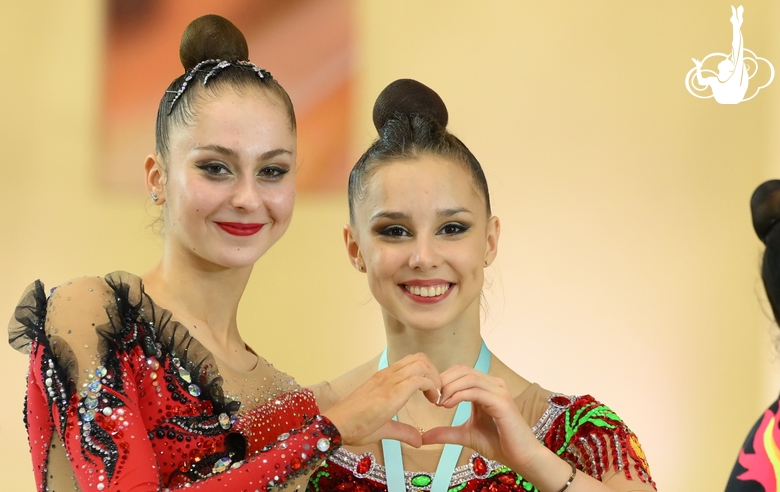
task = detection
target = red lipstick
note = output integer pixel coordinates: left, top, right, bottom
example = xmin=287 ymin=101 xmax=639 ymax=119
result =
xmin=215 ymin=222 xmax=265 ymax=236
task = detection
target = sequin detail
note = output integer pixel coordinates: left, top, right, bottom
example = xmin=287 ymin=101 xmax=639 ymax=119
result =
xmin=326 ymin=450 xmax=504 ymax=491
xmin=9 ymin=272 xmax=343 ymax=491
xmin=311 ymin=394 xmax=656 ymax=492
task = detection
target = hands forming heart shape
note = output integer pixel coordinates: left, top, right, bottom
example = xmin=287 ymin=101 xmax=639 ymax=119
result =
xmin=322 ymin=353 xmax=547 ymax=477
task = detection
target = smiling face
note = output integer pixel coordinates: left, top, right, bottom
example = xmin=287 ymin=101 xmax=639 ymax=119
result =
xmin=148 ymin=88 xmax=297 ymax=270
xmin=346 ymin=154 xmax=499 ymax=331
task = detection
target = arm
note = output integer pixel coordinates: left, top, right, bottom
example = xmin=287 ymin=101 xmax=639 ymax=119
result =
xmin=16 ymin=277 xmax=341 ymax=491
xmin=422 ymin=367 xmax=655 ymax=491
xmin=323 ymin=352 xmax=443 ymax=448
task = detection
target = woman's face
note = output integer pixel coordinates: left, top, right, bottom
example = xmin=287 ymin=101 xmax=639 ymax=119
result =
xmin=347 ymin=154 xmax=499 ymax=330
xmin=151 ymin=89 xmax=297 ymax=270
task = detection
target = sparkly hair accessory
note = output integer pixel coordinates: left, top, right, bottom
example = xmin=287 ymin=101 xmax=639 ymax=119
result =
xmin=166 ymin=59 xmax=272 ymax=114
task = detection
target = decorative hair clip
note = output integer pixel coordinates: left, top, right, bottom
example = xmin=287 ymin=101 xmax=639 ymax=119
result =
xmin=166 ymin=59 xmax=272 ymax=114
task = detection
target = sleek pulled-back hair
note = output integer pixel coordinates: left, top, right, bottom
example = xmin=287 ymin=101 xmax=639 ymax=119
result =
xmin=752 ymin=180 xmax=780 ymax=324
xmin=154 ymin=15 xmax=296 ymax=161
xmin=348 ymin=79 xmax=491 ymax=222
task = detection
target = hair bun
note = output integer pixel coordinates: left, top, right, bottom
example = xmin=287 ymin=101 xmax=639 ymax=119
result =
xmin=179 ymin=15 xmax=249 ymax=71
xmin=372 ymin=79 xmax=448 ymax=132
xmin=751 ymin=180 xmax=780 ymax=243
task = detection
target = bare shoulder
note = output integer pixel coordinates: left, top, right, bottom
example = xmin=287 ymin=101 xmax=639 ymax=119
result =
xmin=488 ymin=352 xmax=533 ymax=398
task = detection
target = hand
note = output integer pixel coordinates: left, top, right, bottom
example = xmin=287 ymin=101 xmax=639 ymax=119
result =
xmin=421 ymin=366 xmax=545 ymax=472
xmin=323 ymin=353 xmax=441 ymax=448
xmin=692 ymin=58 xmax=702 ymax=68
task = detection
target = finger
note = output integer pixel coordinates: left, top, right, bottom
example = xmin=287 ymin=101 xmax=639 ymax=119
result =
xmin=421 ymin=425 xmax=468 ymax=447
xmin=406 ymin=374 xmax=439 ymax=402
xmin=439 ymin=388 xmax=507 ymax=419
xmin=443 ymin=373 xmax=503 ymax=398
xmin=394 ymin=353 xmax=442 ymax=390
xmin=376 ymin=421 xmax=423 ymax=448
xmin=439 ymin=371 xmax=505 ymax=404
xmin=422 ymin=385 xmax=441 ymax=405
xmin=438 ymin=365 xmax=479 ymax=402
xmin=439 ymin=364 xmax=475 ymax=386
xmin=386 ymin=354 xmax=442 ymax=404
xmin=366 ymin=374 xmax=438 ymax=425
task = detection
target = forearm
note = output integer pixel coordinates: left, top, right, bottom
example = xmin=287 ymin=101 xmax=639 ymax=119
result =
xmin=515 ymin=444 xmax=610 ymax=492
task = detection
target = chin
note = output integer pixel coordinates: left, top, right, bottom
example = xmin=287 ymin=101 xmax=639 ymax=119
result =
xmin=397 ymin=313 xmax=454 ymax=332
xmin=210 ymin=249 xmax=266 ymax=269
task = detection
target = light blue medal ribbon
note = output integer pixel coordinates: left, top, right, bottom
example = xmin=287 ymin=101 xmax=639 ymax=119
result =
xmin=379 ymin=341 xmax=491 ymax=492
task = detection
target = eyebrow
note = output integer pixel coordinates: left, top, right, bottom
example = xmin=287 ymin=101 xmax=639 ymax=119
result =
xmin=370 ymin=208 xmax=473 ymax=222
xmin=194 ymin=145 xmax=293 ymax=161
xmin=194 ymin=144 xmax=238 ymax=158
xmin=437 ymin=207 xmax=472 ymax=218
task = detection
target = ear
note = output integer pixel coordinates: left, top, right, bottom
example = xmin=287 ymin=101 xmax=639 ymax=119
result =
xmin=343 ymin=224 xmax=365 ymax=273
xmin=484 ymin=215 xmax=500 ymax=267
xmin=144 ymin=154 xmax=166 ymax=205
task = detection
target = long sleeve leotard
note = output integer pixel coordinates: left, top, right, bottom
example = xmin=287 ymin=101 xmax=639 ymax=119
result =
xmin=9 ymin=272 xmax=340 ymax=491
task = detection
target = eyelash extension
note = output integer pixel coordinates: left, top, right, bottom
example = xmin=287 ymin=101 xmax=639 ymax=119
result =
xmin=377 ymin=225 xmax=411 ymax=237
xmin=195 ymin=162 xmax=231 ymax=176
xmin=258 ymin=166 xmax=290 ymax=179
xmin=438 ymin=223 xmax=470 ymax=235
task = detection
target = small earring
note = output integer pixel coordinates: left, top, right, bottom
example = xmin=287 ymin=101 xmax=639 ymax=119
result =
xmin=151 ymin=191 xmax=159 ymax=202
xmin=484 ymin=260 xmax=489 ymax=267
xmin=358 ymin=265 xmax=363 ymax=272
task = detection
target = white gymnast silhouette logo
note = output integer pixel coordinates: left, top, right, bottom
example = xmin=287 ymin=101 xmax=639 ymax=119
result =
xmin=685 ymin=5 xmax=774 ymax=104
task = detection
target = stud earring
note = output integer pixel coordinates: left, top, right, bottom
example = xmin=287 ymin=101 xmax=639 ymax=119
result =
xmin=151 ymin=191 xmax=159 ymax=202
xmin=484 ymin=260 xmax=489 ymax=267
xmin=358 ymin=265 xmax=363 ymax=272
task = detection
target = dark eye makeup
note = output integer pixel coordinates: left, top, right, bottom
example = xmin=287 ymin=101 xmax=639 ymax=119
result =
xmin=438 ymin=222 xmax=470 ymax=235
xmin=377 ymin=225 xmax=411 ymax=237
xmin=196 ymin=162 xmax=231 ymax=176
xmin=258 ymin=166 xmax=290 ymax=179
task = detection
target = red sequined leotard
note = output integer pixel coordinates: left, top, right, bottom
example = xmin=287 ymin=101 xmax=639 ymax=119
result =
xmin=308 ymin=384 xmax=655 ymax=492
xmin=8 ymin=272 xmax=341 ymax=491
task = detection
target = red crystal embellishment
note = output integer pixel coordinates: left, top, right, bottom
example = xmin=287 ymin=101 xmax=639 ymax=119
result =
xmin=472 ymin=456 xmax=488 ymax=477
xmin=550 ymin=395 xmax=571 ymax=407
xmin=356 ymin=454 xmax=372 ymax=475
xmin=498 ymin=474 xmax=515 ymax=485
xmin=291 ymin=457 xmax=303 ymax=470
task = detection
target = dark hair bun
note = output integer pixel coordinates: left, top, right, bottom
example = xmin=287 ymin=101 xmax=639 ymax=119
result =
xmin=179 ymin=15 xmax=249 ymax=71
xmin=372 ymin=79 xmax=449 ymax=132
xmin=751 ymin=180 xmax=780 ymax=243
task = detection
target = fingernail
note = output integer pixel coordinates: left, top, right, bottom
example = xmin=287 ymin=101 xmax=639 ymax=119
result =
xmin=436 ymin=389 xmax=442 ymax=406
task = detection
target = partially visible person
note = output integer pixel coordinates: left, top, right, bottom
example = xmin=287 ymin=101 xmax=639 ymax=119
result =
xmin=308 ymin=79 xmax=656 ymax=492
xmin=7 ymin=16 xmax=438 ymax=492
xmin=725 ymin=179 xmax=780 ymax=491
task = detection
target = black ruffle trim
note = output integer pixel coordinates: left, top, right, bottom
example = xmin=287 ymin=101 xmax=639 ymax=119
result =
xmin=8 ymin=272 xmax=239 ymax=416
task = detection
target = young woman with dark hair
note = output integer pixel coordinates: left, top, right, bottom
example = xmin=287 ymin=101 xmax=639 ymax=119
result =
xmin=309 ymin=79 xmax=656 ymax=492
xmin=725 ymin=179 xmax=780 ymax=492
xmin=8 ymin=17 xmax=437 ymax=492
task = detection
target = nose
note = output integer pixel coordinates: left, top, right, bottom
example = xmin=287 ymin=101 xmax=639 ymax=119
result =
xmin=408 ymin=235 xmax=441 ymax=271
xmin=231 ymin=174 xmax=262 ymax=212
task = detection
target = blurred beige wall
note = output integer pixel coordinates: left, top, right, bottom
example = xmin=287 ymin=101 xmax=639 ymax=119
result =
xmin=1 ymin=1 xmax=779 ymax=490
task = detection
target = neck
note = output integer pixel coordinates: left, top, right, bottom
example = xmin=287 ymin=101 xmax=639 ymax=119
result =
xmin=382 ymin=301 xmax=484 ymax=374
xmin=142 ymin=245 xmax=252 ymax=350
